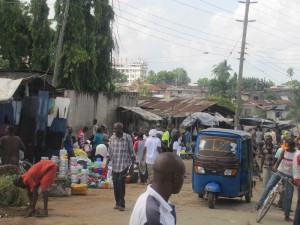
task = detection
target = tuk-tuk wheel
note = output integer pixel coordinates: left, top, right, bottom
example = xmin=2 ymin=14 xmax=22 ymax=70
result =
xmin=245 ymin=193 xmax=251 ymax=203
xmin=208 ymin=192 xmax=216 ymax=209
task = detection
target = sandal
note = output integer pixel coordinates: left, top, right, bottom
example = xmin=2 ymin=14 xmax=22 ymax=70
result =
xmin=35 ymin=210 xmax=48 ymax=217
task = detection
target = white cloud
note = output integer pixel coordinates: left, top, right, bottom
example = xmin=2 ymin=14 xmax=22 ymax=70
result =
xmin=113 ymin=0 xmax=300 ymax=84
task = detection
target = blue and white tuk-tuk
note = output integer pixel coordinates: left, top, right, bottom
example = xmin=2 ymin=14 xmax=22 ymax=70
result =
xmin=192 ymin=128 xmax=253 ymax=208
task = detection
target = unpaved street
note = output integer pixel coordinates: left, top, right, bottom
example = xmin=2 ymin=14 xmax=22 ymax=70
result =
xmin=1 ymin=160 xmax=298 ymax=225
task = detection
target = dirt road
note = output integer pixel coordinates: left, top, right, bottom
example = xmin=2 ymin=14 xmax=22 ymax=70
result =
xmin=1 ymin=160 xmax=298 ymax=225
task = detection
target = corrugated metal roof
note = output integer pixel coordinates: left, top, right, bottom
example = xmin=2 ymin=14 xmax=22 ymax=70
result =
xmin=119 ymin=106 xmax=163 ymax=121
xmin=138 ymin=97 xmax=217 ymax=118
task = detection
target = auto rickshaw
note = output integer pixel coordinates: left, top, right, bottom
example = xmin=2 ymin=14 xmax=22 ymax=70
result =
xmin=192 ymin=128 xmax=253 ymax=209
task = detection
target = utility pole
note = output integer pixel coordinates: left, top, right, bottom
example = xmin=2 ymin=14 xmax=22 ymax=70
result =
xmin=52 ymin=0 xmax=70 ymax=87
xmin=234 ymin=0 xmax=256 ymax=129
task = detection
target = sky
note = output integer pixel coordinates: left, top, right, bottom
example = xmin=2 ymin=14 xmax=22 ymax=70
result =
xmin=38 ymin=0 xmax=300 ymax=84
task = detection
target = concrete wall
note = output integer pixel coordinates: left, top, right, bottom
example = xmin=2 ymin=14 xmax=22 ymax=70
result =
xmin=64 ymin=90 xmax=138 ymax=136
xmin=266 ymin=110 xmax=289 ymax=122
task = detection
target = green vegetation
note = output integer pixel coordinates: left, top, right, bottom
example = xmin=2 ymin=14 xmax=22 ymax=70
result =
xmin=197 ymin=60 xmax=275 ymax=98
xmin=0 ymin=0 xmax=114 ymax=91
xmin=206 ymin=96 xmax=235 ymax=112
xmin=145 ymin=68 xmax=191 ymax=86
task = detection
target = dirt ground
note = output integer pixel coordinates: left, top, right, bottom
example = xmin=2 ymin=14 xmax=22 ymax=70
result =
xmin=0 ymin=160 xmax=298 ymax=225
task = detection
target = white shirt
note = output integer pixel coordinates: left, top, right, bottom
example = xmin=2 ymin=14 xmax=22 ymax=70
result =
xmin=293 ymin=151 xmax=300 ymax=180
xmin=173 ymin=141 xmax=181 ymax=156
xmin=277 ymin=150 xmax=296 ymax=176
xmin=129 ymin=185 xmax=176 ymax=225
xmin=144 ymin=136 xmax=161 ymax=164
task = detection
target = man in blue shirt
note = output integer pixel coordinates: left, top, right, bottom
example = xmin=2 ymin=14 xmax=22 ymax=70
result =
xmin=64 ymin=126 xmax=75 ymax=158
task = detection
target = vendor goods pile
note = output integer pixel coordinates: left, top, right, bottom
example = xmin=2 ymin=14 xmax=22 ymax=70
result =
xmin=87 ymin=158 xmax=113 ymax=189
xmin=0 ymin=165 xmax=29 ymax=207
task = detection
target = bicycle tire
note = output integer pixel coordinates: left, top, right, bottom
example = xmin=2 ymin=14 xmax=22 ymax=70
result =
xmin=256 ymin=187 xmax=278 ymax=223
xmin=19 ymin=160 xmax=32 ymax=174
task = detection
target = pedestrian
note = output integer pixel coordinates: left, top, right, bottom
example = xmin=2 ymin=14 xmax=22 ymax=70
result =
xmin=172 ymin=134 xmax=181 ymax=156
xmin=161 ymin=126 xmax=171 ymax=152
xmin=182 ymin=127 xmax=192 ymax=152
xmin=0 ymin=125 xmax=26 ymax=166
xmin=105 ymin=122 xmax=135 ymax=211
xmin=92 ymin=119 xmax=98 ymax=136
xmin=63 ymin=126 xmax=75 ymax=159
xmin=91 ymin=127 xmax=103 ymax=161
xmin=77 ymin=126 xmax=88 ymax=149
xmin=12 ymin=160 xmax=57 ymax=217
xmin=100 ymin=124 xmax=109 ymax=140
xmin=255 ymin=127 xmax=264 ymax=153
xmin=142 ymin=129 xmax=162 ymax=183
xmin=293 ymin=150 xmax=300 ymax=225
xmin=271 ymin=128 xmax=277 ymax=146
xmin=260 ymin=135 xmax=277 ymax=187
xmin=134 ymin=133 xmax=147 ymax=183
xmin=256 ymin=138 xmax=296 ymax=221
xmin=129 ymin=152 xmax=185 ymax=225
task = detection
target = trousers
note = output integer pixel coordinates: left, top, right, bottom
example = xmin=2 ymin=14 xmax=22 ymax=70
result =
xmin=258 ymin=172 xmax=294 ymax=218
xmin=294 ymin=186 xmax=300 ymax=225
xmin=112 ymin=168 xmax=128 ymax=208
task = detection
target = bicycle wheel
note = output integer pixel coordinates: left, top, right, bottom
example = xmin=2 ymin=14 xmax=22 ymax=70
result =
xmin=256 ymin=187 xmax=278 ymax=223
xmin=19 ymin=160 xmax=32 ymax=174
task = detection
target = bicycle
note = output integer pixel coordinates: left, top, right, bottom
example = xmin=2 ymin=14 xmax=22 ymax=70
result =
xmin=19 ymin=159 xmax=32 ymax=174
xmin=0 ymin=156 xmax=32 ymax=174
xmin=256 ymin=173 xmax=293 ymax=223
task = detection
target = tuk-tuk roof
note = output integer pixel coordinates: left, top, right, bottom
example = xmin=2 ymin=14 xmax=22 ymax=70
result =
xmin=199 ymin=128 xmax=252 ymax=140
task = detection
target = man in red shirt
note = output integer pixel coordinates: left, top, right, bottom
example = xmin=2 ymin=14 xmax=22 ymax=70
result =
xmin=13 ymin=160 xmax=57 ymax=217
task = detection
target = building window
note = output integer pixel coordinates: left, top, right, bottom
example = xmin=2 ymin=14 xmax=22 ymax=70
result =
xmin=253 ymin=96 xmax=258 ymax=100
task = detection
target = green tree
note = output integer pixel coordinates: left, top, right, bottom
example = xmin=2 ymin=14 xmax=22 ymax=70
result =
xmin=112 ymin=69 xmax=127 ymax=83
xmin=145 ymin=68 xmax=191 ymax=86
xmin=0 ymin=0 xmax=31 ymax=69
xmin=287 ymin=67 xmax=294 ymax=88
xmin=197 ymin=77 xmax=210 ymax=87
xmin=0 ymin=56 xmax=9 ymax=69
xmin=209 ymin=60 xmax=232 ymax=97
xmin=133 ymin=80 xmax=150 ymax=96
xmin=206 ymin=96 xmax=236 ymax=112
xmin=30 ymin=0 xmax=52 ymax=71
xmin=242 ymin=77 xmax=274 ymax=90
xmin=54 ymin=0 xmax=114 ymax=91
xmin=172 ymin=68 xmax=191 ymax=86
xmin=288 ymin=83 xmax=300 ymax=128
xmin=94 ymin=0 xmax=115 ymax=91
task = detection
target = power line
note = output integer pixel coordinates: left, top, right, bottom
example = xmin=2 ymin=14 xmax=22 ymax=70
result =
xmin=174 ymin=0 xmax=300 ymax=48
xmin=116 ymin=1 xmax=242 ymax=44
xmin=116 ymin=22 xmax=229 ymax=58
xmin=245 ymin=60 xmax=282 ymax=84
xmin=115 ymin=14 xmax=238 ymax=52
xmin=197 ymin=0 xmax=300 ymax=42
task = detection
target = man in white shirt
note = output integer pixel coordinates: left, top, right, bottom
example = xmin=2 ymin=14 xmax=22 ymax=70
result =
xmin=256 ymin=138 xmax=296 ymax=221
xmin=142 ymin=129 xmax=162 ymax=183
xmin=129 ymin=152 xmax=185 ymax=225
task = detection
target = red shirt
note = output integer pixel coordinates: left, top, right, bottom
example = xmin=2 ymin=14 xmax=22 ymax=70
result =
xmin=22 ymin=160 xmax=56 ymax=191
xmin=295 ymin=154 xmax=300 ymax=186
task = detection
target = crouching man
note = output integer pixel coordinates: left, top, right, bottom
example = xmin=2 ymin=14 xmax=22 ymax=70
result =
xmin=13 ymin=160 xmax=57 ymax=217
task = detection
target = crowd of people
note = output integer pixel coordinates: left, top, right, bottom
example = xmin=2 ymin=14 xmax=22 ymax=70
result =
xmin=1 ymin=119 xmax=300 ymax=225
xmin=250 ymin=126 xmax=300 ymax=224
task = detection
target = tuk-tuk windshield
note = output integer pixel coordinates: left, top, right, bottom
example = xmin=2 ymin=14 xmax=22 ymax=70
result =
xmin=198 ymin=135 xmax=238 ymax=156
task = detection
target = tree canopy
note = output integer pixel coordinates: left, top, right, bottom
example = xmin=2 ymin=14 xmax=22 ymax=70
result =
xmin=145 ymin=68 xmax=191 ymax=86
xmin=196 ymin=60 xmax=275 ymax=98
xmin=0 ymin=0 xmax=115 ymax=92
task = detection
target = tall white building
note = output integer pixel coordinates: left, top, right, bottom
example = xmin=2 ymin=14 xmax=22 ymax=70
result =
xmin=114 ymin=60 xmax=148 ymax=84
